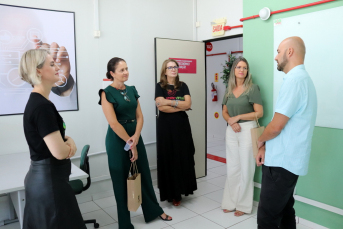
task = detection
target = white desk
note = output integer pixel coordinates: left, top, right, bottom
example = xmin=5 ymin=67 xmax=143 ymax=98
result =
xmin=0 ymin=152 xmax=88 ymax=229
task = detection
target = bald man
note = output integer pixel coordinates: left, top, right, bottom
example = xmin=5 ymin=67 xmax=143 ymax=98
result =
xmin=255 ymin=37 xmax=317 ymax=229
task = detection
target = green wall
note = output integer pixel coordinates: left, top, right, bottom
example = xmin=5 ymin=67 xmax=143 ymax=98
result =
xmin=243 ymin=0 xmax=343 ymax=228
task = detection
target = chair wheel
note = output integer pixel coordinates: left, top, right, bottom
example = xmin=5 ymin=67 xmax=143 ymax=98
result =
xmin=94 ymin=223 xmax=100 ymax=228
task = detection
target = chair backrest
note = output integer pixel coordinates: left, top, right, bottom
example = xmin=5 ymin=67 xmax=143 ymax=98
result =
xmin=79 ymin=145 xmax=91 ymax=191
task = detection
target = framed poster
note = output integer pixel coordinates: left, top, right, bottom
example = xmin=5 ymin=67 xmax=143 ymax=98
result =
xmin=0 ymin=4 xmax=78 ymax=116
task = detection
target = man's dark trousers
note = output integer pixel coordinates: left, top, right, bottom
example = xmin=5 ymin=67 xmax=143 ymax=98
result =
xmin=257 ymin=165 xmax=299 ymax=229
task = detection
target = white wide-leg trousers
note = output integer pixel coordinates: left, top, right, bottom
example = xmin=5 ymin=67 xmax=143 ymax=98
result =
xmin=221 ymin=121 xmax=256 ymax=213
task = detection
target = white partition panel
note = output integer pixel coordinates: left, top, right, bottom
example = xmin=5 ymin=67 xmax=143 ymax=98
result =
xmin=274 ymin=6 xmax=343 ymax=129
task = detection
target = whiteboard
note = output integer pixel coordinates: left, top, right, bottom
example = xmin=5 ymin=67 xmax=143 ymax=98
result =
xmin=273 ymin=6 xmax=343 ymax=129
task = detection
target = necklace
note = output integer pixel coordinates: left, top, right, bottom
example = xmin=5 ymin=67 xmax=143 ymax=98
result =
xmin=119 ymin=89 xmax=130 ymax=102
xmin=112 ymin=84 xmax=130 ymax=102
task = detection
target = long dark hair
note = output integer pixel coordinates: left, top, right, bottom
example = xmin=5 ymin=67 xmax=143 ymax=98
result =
xmin=159 ymin=59 xmax=182 ymax=90
xmin=106 ymin=57 xmax=126 ymax=80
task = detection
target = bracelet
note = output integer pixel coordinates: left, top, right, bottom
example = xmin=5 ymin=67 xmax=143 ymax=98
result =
xmin=174 ymin=100 xmax=179 ymax=108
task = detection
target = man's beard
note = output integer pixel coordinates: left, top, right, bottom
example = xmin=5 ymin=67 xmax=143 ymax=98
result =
xmin=277 ymin=61 xmax=287 ymax=71
xmin=277 ymin=53 xmax=288 ymax=72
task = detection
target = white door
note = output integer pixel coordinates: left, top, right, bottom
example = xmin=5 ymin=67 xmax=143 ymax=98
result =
xmin=154 ymin=38 xmax=206 ymax=178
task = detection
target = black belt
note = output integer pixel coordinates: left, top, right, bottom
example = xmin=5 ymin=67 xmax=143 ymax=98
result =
xmin=118 ymin=119 xmax=136 ymax=124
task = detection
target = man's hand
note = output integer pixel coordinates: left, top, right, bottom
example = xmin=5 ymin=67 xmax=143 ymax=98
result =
xmin=256 ymin=145 xmax=265 ymax=166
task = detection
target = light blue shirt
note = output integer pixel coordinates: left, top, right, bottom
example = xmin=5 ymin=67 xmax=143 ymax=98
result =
xmin=265 ymin=65 xmax=317 ymax=176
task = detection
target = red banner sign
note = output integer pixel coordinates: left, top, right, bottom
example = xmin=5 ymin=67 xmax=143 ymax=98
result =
xmin=170 ymin=58 xmax=197 ymax=74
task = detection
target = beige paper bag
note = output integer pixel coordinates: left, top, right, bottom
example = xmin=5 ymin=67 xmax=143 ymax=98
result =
xmin=127 ymin=161 xmax=142 ymax=212
xmin=250 ymin=117 xmax=265 ymax=158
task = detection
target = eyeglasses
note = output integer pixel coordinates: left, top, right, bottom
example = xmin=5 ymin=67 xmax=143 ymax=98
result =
xmin=235 ymin=66 xmax=248 ymax=71
xmin=120 ymin=89 xmax=130 ymax=102
xmin=166 ymin=66 xmax=179 ymax=70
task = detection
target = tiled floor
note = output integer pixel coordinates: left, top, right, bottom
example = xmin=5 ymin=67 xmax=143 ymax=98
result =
xmin=1 ymin=137 xmax=312 ymax=229
xmin=207 ymin=137 xmax=226 ymax=158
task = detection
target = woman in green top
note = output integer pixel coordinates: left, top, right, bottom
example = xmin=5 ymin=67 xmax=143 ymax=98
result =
xmin=221 ymin=57 xmax=263 ymax=216
xmin=99 ymin=57 xmax=172 ymax=229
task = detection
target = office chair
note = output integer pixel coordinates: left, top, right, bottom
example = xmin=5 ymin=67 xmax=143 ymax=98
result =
xmin=69 ymin=145 xmax=99 ymax=228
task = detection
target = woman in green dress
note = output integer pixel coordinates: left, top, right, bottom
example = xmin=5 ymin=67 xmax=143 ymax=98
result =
xmin=99 ymin=57 xmax=172 ymax=229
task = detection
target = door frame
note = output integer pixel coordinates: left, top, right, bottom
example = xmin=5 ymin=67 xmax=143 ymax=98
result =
xmin=203 ymin=33 xmax=243 ymax=160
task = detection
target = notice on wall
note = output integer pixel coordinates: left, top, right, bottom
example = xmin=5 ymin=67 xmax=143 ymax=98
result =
xmin=169 ymin=58 xmax=197 ymax=74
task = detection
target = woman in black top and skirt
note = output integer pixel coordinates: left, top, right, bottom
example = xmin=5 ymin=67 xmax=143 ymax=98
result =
xmin=19 ymin=49 xmax=86 ymax=229
xmin=155 ymin=59 xmax=197 ymax=206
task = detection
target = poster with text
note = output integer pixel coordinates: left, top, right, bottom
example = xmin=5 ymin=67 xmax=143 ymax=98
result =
xmin=0 ymin=4 xmax=78 ymax=116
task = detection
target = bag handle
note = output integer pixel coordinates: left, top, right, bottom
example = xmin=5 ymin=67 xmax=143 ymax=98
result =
xmin=128 ymin=161 xmax=139 ymax=177
xmin=255 ymin=112 xmax=261 ymax=128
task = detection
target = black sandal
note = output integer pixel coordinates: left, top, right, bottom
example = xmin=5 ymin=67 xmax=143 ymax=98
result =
xmin=159 ymin=214 xmax=172 ymax=221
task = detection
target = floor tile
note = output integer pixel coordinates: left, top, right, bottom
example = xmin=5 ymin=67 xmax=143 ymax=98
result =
xmin=153 ymin=184 xmax=160 ymax=194
xmin=103 ymin=206 xmax=118 ymax=221
xmin=204 ymin=189 xmax=224 ymax=203
xmin=79 ymin=201 xmax=101 ymax=214
xmin=202 ymin=207 xmax=257 ymax=228
xmin=228 ymin=217 xmax=257 ymax=228
xmin=206 ymin=176 xmax=226 ymax=188
xmin=208 ymin=165 xmax=227 ymax=176
xmin=161 ymin=205 xmax=197 ymax=225
xmin=192 ymin=181 xmax=223 ymax=197
xmin=197 ymin=171 xmax=222 ymax=182
xmin=82 ymin=209 xmax=116 ymax=228
xmin=99 ymin=223 xmax=119 ymax=229
xmin=130 ymin=215 xmax=169 ymax=229
xmin=172 ymin=215 xmax=224 ymax=229
xmin=182 ymin=196 xmax=221 ymax=214
xmin=94 ymin=196 xmax=117 ymax=209
xmin=207 ymin=159 xmax=225 ymax=169
xmin=0 ymin=222 xmax=20 ymax=229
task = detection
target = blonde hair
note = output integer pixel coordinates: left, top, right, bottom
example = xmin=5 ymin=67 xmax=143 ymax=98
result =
xmin=159 ymin=59 xmax=182 ymax=90
xmin=19 ymin=49 xmax=50 ymax=86
xmin=225 ymin=57 xmax=253 ymax=98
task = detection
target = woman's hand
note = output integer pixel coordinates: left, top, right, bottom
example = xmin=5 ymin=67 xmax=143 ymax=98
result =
xmin=65 ymin=136 xmax=77 ymax=159
xmin=231 ymin=123 xmax=241 ymax=133
xmin=155 ymin=97 xmax=169 ymax=107
xmin=227 ymin=115 xmax=240 ymax=126
xmin=128 ymin=134 xmax=139 ymax=148
xmin=130 ymin=146 xmax=138 ymax=162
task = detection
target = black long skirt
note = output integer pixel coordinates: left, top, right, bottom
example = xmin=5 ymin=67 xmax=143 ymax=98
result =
xmin=23 ymin=158 xmax=86 ymax=229
xmin=157 ymin=111 xmax=197 ymax=202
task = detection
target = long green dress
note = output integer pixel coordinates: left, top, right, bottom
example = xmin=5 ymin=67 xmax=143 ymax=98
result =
xmin=99 ymin=85 xmax=163 ymax=229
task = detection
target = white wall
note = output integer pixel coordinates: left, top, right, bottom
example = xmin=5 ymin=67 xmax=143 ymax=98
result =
xmin=206 ymin=37 xmax=243 ymax=139
xmin=196 ymin=0 xmax=243 ymax=41
xmin=0 ymin=0 xmax=194 ymax=223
